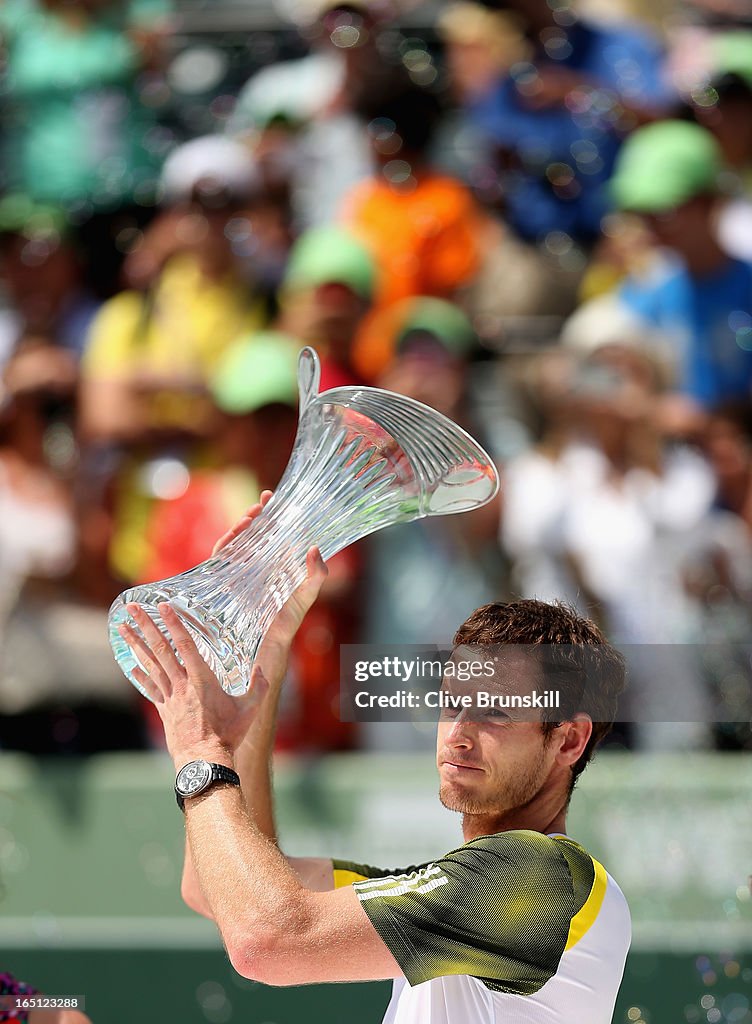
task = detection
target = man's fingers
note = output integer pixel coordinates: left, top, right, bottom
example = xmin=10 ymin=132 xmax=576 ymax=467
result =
xmin=212 ymin=521 xmax=250 ymax=557
xmin=132 ymin=664 xmax=165 ymax=704
xmin=211 ymin=504 xmax=262 ymax=556
xmin=306 ymin=545 xmax=328 ymax=581
xmin=232 ymin=668 xmax=271 ymax=731
xmin=118 ymin=621 xmax=173 ymax=697
xmin=265 ymin=547 xmax=328 ymax=652
xmin=211 ymin=530 xmax=234 ymax=557
xmin=126 ymin=604 xmax=184 ymax=682
xmin=211 ymin=493 xmax=273 ymax=556
xmin=284 ymin=547 xmax=327 ymax=615
xmin=246 ymin=667 xmax=271 ymax=710
xmin=242 ymin=493 xmax=272 ymax=517
xmin=298 ymin=546 xmax=329 ymax=606
xmin=158 ymin=603 xmax=216 ymax=683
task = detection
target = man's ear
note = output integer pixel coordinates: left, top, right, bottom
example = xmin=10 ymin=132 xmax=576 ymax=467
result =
xmin=554 ymin=714 xmax=592 ymax=768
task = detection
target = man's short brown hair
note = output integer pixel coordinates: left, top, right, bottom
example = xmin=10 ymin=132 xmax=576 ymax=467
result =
xmin=453 ymin=599 xmax=626 ymax=797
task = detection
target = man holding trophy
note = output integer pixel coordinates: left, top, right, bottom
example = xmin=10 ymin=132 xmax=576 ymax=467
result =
xmin=117 ymin=486 xmax=631 ymax=1024
xmin=112 ymin=349 xmax=629 ymax=1022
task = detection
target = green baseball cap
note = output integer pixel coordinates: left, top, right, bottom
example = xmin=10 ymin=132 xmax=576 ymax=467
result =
xmin=0 ymin=193 xmax=68 ymax=239
xmin=610 ymin=121 xmax=722 ymax=214
xmin=211 ymin=332 xmax=300 ymax=415
xmin=283 ymin=226 xmax=376 ymax=300
xmin=395 ymin=297 xmax=476 ymax=357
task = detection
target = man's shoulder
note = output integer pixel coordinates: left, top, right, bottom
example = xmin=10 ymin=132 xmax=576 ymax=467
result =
xmin=337 ymin=830 xmax=620 ymax=903
xmin=345 ymin=829 xmax=629 ymax=999
xmin=443 ymin=830 xmax=596 ymax=887
xmin=452 ymin=830 xmax=623 ymax=906
xmin=457 ymin=828 xmax=591 ymax=862
xmin=458 ymin=832 xmax=630 ymax=953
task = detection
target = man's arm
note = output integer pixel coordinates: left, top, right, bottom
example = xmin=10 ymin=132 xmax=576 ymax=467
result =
xmin=185 ymin=781 xmax=403 ymax=986
xmin=181 ymin=668 xmax=335 ymax=916
xmin=121 ymin=556 xmax=404 ymax=986
xmin=180 ymin=495 xmax=334 ymax=919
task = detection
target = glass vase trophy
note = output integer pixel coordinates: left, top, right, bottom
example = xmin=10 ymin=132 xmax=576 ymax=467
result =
xmin=108 ymin=348 xmax=499 ymax=698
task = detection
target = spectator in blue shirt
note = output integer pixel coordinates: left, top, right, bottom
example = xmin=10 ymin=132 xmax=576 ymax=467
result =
xmin=467 ymin=0 xmax=673 ymax=244
xmin=611 ymin=119 xmax=752 ymax=410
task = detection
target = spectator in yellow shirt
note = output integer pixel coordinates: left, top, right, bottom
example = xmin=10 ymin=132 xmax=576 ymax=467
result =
xmin=80 ymin=136 xmax=268 ymax=443
xmin=78 ymin=136 xmax=268 ymax=584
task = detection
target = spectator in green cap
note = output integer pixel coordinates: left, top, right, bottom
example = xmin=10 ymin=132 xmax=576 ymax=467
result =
xmin=277 ymin=226 xmax=376 ymax=389
xmin=282 ymin=225 xmax=376 ymax=302
xmin=210 ymin=331 xmax=300 ymax=491
xmin=607 ymin=120 xmax=752 ymax=411
xmin=610 ymin=120 xmax=722 ymax=218
xmin=394 ymin=297 xmax=477 ymax=361
xmin=368 ymin=296 xmax=475 ymax=418
xmin=377 ymin=296 xmax=477 ymax=422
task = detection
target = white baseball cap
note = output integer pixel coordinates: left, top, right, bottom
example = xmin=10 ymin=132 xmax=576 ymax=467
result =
xmin=160 ymin=135 xmax=261 ymax=204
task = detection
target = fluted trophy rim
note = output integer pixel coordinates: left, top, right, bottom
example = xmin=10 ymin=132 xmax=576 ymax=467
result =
xmin=298 ymin=346 xmax=500 ymax=515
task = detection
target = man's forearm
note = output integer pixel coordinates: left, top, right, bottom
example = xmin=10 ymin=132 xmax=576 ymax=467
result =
xmin=234 ymin=676 xmax=284 ymax=842
xmin=185 ymin=782 xmax=313 ymax=975
xmin=181 ymin=676 xmax=283 ymax=914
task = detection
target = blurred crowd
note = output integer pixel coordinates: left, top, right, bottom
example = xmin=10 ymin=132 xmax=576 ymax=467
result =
xmin=1 ymin=0 xmax=751 ymax=756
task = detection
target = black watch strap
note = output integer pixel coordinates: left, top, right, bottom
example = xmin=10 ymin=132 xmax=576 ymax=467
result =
xmin=175 ymin=761 xmax=241 ymax=812
xmin=211 ymin=764 xmax=241 ymax=786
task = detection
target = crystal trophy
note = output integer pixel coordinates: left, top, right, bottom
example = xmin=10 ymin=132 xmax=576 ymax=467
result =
xmin=108 ymin=347 xmax=499 ymax=698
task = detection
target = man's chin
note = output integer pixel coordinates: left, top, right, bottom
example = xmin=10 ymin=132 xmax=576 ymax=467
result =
xmin=439 ymin=781 xmax=492 ymax=815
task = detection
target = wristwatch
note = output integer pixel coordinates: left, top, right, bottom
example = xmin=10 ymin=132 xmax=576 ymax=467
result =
xmin=175 ymin=759 xmax=241 ymax=812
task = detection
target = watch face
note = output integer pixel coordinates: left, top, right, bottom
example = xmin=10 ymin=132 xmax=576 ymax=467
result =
xmin=176 ymin=760 xmax=212 ymax=798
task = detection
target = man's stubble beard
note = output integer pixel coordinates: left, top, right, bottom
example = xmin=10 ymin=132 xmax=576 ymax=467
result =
xmin=438 ymin=742 xmax=551 ymax=816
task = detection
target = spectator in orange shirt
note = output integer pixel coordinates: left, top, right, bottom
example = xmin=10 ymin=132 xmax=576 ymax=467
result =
xmin=340 ymin=85 xmax=484 ymax=381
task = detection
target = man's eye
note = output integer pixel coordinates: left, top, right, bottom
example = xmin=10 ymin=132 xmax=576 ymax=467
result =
xmin=440 ymin=704 xmax=461 ymax=720
xmin=484 ymin=708 xmax=511 ymax=722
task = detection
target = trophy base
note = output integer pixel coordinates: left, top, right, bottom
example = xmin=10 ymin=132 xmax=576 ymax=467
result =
xmin=108 ymin=587 xmax=257 ymax=698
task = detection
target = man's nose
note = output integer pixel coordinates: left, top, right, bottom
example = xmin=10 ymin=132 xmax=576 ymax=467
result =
xmin=445 ymin=710 xmax=475 ymax=745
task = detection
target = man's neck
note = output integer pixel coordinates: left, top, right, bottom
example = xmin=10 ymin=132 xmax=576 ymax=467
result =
xmin=462 ymin=806 xmax=567 ymax=843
